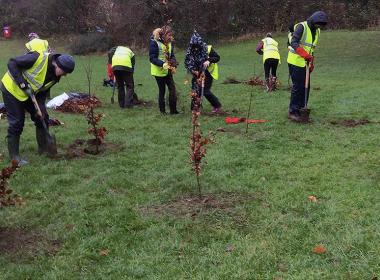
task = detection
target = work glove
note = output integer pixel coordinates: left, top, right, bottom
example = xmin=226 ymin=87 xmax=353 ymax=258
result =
xmin=203 ymin=60 xmax=210 ymax=68
xmin=295 ymin=47 xmax=314 ymax=63
xmin=163 ymin=62 xmax=170 ymax=70
xmin=23 ymin=85 xmax=33 ymax=98
xmin=192 ymin=70 xmax=200 ymax=77
xmin=309 ymin=63 xmax=314 ymax=73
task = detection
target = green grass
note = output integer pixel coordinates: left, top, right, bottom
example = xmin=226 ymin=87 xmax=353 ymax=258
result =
xmin=0 ymin=30 xmax=380 ymax=279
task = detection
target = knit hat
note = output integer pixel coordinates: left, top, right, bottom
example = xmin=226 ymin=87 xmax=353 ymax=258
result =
xmin=56 ymin=54 xmax=75 ymax=73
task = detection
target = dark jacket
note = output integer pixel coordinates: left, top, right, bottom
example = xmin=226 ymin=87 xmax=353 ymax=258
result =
xmin=0 ymin=52 xmax=61 ymax=96
xmin=290 ymin=11 xmax=328 ymax=50
xmin=149 ymin=36 xmax=176 ymax=67
xmin=108 ymin=46 xmax=135 ymax=72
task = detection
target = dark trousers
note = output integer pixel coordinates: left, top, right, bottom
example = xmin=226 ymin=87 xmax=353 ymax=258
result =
xmin=264 ymin=58 xmax=279 ymax=80
xmin=289 ymin=64 xmax=310 ymax=114
xmin=191 ymin=70 xmax=221 ymax=109
xmin=2 ymin=89 xmax=48 ymax=137
xmin=114 ymin=70 xmax=135 ymax=108
xmin=154 ymin=73 xmax=177 ymax=113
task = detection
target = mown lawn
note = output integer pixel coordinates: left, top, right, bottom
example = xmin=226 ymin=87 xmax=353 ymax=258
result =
xmin=0 ymin=30 xmax=379 ymax=279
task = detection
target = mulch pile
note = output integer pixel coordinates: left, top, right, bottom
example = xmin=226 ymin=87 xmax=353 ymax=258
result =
xmin=55 ymin=96 xmax=101 ymax=114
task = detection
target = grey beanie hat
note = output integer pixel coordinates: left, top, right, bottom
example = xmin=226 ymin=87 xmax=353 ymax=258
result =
xmin=56 ymin=54 xmax=75 ymax=73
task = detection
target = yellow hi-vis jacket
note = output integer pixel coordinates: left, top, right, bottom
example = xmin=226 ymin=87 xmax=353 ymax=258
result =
xmin=151 ymin=41 xmax=172 ymax=77
xmin=207 ymin=45 xmax=219 ymax=80
xmin=262 ymin=37 xmax=281 ymax=63
xmin=1 ymin=52 xmax=56 ymax=101
xmin=25 ymin=38 xmax=49 ymax=53
xmin=287 ymin=21 xmax=320 ymax=67
xmin=112 ymin=46 xmax=134 ymax=68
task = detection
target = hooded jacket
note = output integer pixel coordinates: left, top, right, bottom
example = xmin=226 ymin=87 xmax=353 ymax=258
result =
xmin=290 ymin=11 xmax=328 ymax=50
xmin=184 ymin=32 xmax=220 ymax=73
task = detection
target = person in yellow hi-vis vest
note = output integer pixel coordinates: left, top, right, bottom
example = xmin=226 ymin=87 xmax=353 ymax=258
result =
xmin=0 ymin=52 xmax=75 ymax=165
xmin=25 ymin=32 xmax=51 ymax=53
xmin=184 ymin=31 xmax=222 ymax=113
xmin=256 ymin=33 xmax=281 ymax=92
xmin=149 ymin=26 xmax=179 ymax=115
xmin=108 ymin=46 xmax=138 ymax=108
xmin=287 ymin=11 xmax=328 ymax=122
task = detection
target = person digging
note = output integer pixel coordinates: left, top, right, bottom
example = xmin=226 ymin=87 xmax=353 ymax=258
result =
xmin=108 ymin=45 xmax=139 ymax=108
xmin=287 ymin=11 xmax=328 ymax=122
xmin=1 ymin=52 xmax=75 ymax=165
xmin=185 ymin=31 xmax=223 ymax=113
xmin=256 ymin=32 xmax=281 ymax=92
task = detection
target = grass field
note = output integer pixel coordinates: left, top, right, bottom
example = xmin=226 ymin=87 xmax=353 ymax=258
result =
xmin=0 ymin=30 xmax=379 ymax=279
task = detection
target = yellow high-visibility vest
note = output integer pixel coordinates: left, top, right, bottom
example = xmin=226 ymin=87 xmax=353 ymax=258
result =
xmin=151 ymin=41 xmax=172 ymax=77
xmin=287 ymin=21 xmax=320 ymax=67
xmin=262 ymin=37 xmax=281 ymax=63
xmin=207 ymin=45 xmax=219 ymax=80
xmin=112 ymin=46 xmax=134 ymax=68
xmin=1 ymin=52 xmax=55 ymax=101
xmin=25 ymin=38 xmax=49 ymax=53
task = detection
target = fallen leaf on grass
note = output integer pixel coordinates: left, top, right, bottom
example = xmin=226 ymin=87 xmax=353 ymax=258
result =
xmin=99 ymin=249 xmax=109 ymax=256
xmin=225 ymin=244 xmax=235 ymax=252
xmin=308 ymin=195 xmax=317 ymax=202
xmin=216 ymin=127 xmax=226 ymax=132
xmin=313 ymin=245 xmax=327 ymax=254
xmin=184 ymin=79 xmax=189 ymax=85
xmin=65 ymin=224 xmax=75 ymax=230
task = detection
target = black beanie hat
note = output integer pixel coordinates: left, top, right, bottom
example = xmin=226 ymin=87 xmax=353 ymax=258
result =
xmin=56 ymin=54 xmax=75 ymax=73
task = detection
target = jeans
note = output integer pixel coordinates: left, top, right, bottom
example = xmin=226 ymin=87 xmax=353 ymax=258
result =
xmin=154 ymin=73 xmax=177 ymax=113
xmin=289 ymin=64 xmax=310 ymax=114
xmin=114 ymin=70 xmax=135 ymax=108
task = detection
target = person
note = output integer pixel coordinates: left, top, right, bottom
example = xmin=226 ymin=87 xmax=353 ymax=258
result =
xmin=256 ymin=32 xmax=281 ymax=92
xmin=108 ymin=46 xmax=138 ymax=108
xmin=149 ymin=26 xmax=179 ymax=115
xmin=1 ymin=52 xmax=75 ymax=164
xmin=184 ymin=31 xmax=222 ymax=113
xmin=287 ymin=11 xmax=328 ymax=122
xmin=287 ymin=24 xmax=295 ymax=87
xmin=25 ymin=32 xmax=51 ymax=53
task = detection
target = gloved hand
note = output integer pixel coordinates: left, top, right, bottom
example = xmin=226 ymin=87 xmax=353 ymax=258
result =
xmin=23 ymin=85 xmax=33 ymax=98
xmin=295 ymin=47 xmax=314 ymax=63
xmin=203 ymin=60 xmax=210 ymax=68
xmin=309 ymin=63 xmax=314 ymax=73
xmin=163 ymin=62 xmax=170 ymax=70
xmin=192 ymin=70 xmax=199 ymax=77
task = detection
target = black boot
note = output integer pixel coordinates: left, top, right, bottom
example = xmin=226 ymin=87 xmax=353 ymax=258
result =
xmin=7 ymin=135 xmax=28 ymax=165
xmin=272 ymin=77 xmax=277 ymax=91
xmin=36 ymin=127 xmax=47 ymax=155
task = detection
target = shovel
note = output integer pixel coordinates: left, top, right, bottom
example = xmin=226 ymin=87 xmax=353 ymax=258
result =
xmin=299 ymin=63 xmax=311 ymax=123
xmin=111 ymin=78 xmax=116 ymax=104
xmin=27 ymin=91 xmax=57 ymax=156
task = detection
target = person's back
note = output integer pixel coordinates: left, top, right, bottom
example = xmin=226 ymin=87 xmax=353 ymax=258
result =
xmin=25 ymin=33 xmax=50 ymax=53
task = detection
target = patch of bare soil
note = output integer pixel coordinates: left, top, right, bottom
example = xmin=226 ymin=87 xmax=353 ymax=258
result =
xmin=202 ymin=110 xmax=230 ymax=117
xmin=0 ymin=227 xmax=60 ymax=260
xmin=65 ymin=138 xmax=122 ymax=159
xmin=330 ymin=119 xmax=371 ymax=127
xmin=222 ymin=77 xmax=241 ymax=84
xmin=141 ymin=192 xmax=259 ymax=221
xmin=134 ymin=99 xmax=154 ymax=108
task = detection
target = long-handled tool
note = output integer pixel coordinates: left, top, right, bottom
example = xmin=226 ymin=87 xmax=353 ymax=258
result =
xmin=111 ymin=78 xmax=116 ymax=104
xmin=26 ymin=90 xmax=57 ymax=156
xmin=245 ymin=89 xmax=254 ymax=134
xmin=299 ymin=63 xmax=311 ymax=122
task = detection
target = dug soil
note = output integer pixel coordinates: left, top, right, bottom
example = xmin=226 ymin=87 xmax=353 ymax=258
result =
xmin=65 ymin=138 xmax=122 ymax=158
xmin=330 ymin=119 xmax=372 ymax=127
xmin=141 ymin=192 xmax=260 ymax=220
xmin=0 ymin=227 xmax=60 ymax=260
